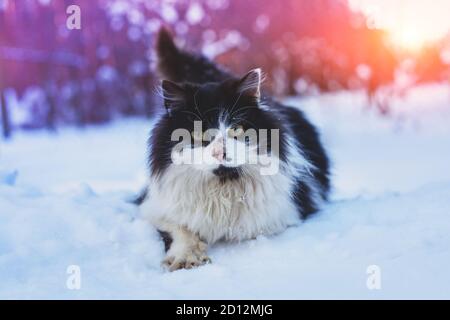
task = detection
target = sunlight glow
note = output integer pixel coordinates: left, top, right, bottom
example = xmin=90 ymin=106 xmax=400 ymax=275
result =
xmin=349 ymin=0 xmax=450 ymax=50
xmin=392 ymin=27 xmax=429 ymax=51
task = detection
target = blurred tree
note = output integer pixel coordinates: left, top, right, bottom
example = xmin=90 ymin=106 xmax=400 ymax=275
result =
xmin=0 ymin=0 xmax=448 ymax=137
xmin=0 ymin=7 xmax=11 ymax=139
xmin=0 ymin=0 xmax=157 ymax=136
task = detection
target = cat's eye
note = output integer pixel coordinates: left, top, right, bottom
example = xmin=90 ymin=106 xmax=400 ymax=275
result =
xmin=191 ymin=130 xmax=203 ymax=141
xmin=227 ymin=125 xmax=244 ymax=138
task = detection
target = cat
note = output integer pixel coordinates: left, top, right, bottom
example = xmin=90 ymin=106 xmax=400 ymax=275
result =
xmin=138 ymin=28 xmax=330 ymax=271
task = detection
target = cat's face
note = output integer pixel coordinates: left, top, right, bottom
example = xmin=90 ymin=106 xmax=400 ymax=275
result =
xmin=151 ymin=69 xmax=282 ymax=180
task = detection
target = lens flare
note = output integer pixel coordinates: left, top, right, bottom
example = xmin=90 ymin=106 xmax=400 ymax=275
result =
xmin=350 ymin=0 xmax=450 ymax=51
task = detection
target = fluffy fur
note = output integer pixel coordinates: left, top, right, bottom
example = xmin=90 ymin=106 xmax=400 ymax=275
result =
xmin=138 ymin=28 xmax=330 ymax=271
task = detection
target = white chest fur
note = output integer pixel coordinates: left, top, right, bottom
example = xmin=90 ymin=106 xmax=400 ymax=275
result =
xmin=140 ymin=164 xmax=300 ymax=244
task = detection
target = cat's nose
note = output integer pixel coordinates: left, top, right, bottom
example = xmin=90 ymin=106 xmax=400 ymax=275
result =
xmin=211 ymin=143 xmax=224 ymax=161
xmin=211 ymin=138 xmax=224 ymax=161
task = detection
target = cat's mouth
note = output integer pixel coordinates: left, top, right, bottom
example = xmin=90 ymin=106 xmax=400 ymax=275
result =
xmin=212 ymin=165 xmax=241 ymax=181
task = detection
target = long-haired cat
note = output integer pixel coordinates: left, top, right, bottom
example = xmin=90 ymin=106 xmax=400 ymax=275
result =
xmin=138 ymin=29 xmax=330 ymax=271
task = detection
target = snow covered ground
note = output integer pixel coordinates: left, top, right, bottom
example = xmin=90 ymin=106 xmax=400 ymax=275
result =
xmin=1 ymin=84 xmax=450 ymax=299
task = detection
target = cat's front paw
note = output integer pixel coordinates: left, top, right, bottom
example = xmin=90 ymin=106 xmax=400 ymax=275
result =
xmin=162 ymin=241 xmax=211 ymax=271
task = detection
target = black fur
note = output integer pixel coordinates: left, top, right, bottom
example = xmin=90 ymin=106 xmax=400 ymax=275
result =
xmin=131 ymin=187 xmax=148 ymax=205
xmin=149 ymin=28 xmax=330 ymax=219
xmin=156 ymin=28 xmax=232 ymax=83
xmin=158 ymin=230 xmax=173 ymax=252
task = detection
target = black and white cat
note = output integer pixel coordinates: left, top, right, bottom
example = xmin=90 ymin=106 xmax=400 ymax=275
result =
xmin=138 ymin=29 xmax=330 ymax=271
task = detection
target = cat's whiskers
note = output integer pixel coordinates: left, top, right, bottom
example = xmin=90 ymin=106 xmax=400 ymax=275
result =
xmin=229 ymin=105 xmax=258 ymax=119
xmin=203 ymin=107 xmax=223 ymax=115
xmin=228 ymin=92 xmax=243 ymax=117
xmin=193 ymin=89 xmax=202 ymax=115
xmin=232 ymin=116 xmax=258 ymax=129
xmin=181 ymin=110 xmax=202 ymax=121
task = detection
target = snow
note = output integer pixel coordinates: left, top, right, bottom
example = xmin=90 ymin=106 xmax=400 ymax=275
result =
xmin=1 ymin=84 xmax=450 ymax=299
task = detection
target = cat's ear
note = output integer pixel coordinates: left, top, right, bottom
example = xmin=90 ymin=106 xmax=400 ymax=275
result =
xmin=161 ymin=80 xmax=185 ymax=114
xmin=237 ymin=68 xmax=262 ymax=102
